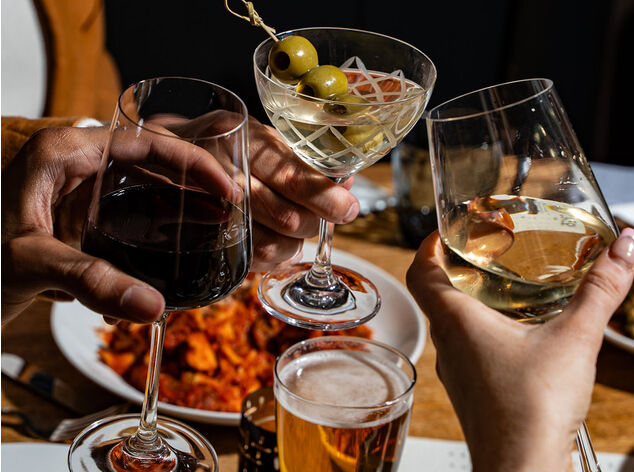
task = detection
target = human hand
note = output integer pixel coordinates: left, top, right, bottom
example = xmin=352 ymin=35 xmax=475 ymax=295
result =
xmin=163 ymin=112 xmax=360 ymax=272
xmin=2 ymin=126 xmax=170 ymax=325
xmin=2 ymin=119 xmax=360 ymax=324
xmin=245 ymin=116 xmax=359 ymax=271
xmin=406 ymin=230 xmax=634 ymax=472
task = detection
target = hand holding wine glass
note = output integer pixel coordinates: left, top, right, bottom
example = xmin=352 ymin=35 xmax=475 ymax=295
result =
xmin=425 ymin=78 xmax=622 ymax=471
xmin=1 ymin=101 xmax=359 ymax=326
xmin=406 ymin=229 xmax=634 ymax=471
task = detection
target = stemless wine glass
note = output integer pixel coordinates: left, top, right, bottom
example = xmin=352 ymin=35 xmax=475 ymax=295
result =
xmin=69 ymin=77 xmax=252 ymax=471
xmin=275 ymin=336 xmax=416 ymax=472
xmin=254 ymin=27 xmax=436 ymax=330
xmin=427 ymin=78 xmax=615 ymax=472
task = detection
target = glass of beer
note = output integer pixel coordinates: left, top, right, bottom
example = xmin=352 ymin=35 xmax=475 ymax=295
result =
xmin=274 ymin=336 xmax=416 ymax=472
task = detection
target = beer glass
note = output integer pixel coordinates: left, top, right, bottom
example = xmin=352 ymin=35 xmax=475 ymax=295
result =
xmin=274 ymin=337 xmax=416 ymax=472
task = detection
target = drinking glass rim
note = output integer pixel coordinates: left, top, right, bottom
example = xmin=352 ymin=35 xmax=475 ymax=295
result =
xmin=253 ymin=26 xmax=437 ymax=107
xmin=117 ymin=76 xmax=249 ymax=140
xmin=274 ymin=335 xmax=417 ymax=411
xmin=426 ymin=78 xmax=554 ymax=123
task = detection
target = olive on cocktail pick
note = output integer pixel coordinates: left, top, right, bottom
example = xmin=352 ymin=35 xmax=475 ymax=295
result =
xmin=324 ymin=94 xmax=370 ymax=115
xmin=296 ymin=65 xmax=349 ymax=99
xmin=341 ymin=125 xmax=384 ymax=153
xmin=269 ymin=36 xmax=318 ymax=84
xmin=321 ymin=124 xmax=385 ymax=154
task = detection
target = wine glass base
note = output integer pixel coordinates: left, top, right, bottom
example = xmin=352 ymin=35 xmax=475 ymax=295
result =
xmin=68 ymin=414 xmax=218 ymax=472
xmin=258 ymin=262 xmax=381 ymax=330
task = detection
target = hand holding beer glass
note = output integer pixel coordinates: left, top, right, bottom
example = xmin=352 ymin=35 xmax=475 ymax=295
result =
xmin=274 ymin=337 xmax=416 ymax=472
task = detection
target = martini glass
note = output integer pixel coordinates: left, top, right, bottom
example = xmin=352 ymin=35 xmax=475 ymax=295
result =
xmin=254 ymin=27 xmax=436 ymax=330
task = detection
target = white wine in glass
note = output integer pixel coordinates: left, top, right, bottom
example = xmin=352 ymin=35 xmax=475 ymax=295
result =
xmin=443 ymin=195 xmax=614 ymax=320
xmin=427 ymin=78 xmax=615 ymax=471
xmin=427 ymin=79 xmax=617 ymax=322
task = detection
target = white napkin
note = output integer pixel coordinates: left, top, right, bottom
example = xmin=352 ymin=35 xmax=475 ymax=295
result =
xmin=400 ymin=437 xmax=634 ymax=471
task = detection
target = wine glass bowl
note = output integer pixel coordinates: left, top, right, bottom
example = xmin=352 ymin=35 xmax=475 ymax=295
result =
xmin=69 ymin=77 xmax=251 ymax=471
xmin=254 ymin=28 xmax=436 ymax=330
xmin=427 ymin=78 xmax=616 ymax=323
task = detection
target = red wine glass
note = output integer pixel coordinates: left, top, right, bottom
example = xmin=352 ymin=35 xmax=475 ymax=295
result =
xmin=69 ymin=77 xmax=251 ymax=472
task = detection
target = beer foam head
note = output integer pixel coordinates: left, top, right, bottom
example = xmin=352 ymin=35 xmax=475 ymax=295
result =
xmin=276 ymin=349 xmax=413 ymax=427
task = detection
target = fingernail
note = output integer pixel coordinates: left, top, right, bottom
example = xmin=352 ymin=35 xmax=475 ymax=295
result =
xmin=120 ymin=285 xmax=164 ymax=321
xmin=342 ymin=202 xmax=360 ymax=223
xmin=609 ymin=228 xmax=634 ymax=268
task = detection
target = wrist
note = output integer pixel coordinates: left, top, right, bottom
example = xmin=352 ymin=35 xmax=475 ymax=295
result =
xmin=472 ymin=448 xmax=571 ymax=472
xmin=467 ymin=422 xmax=572 ymax=472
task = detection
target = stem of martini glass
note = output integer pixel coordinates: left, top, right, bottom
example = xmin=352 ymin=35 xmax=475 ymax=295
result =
xmin=304 ymin=218 xmax=338 ymax=287
xmin=124 ymin=313 xmax=169 ymax=455
xmin=304 ymin=176 xmax=348 ymax=289
xmin=281 ymin=176 xmax=357 ymax=313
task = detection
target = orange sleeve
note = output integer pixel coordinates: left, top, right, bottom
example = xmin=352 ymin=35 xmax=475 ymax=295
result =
xmin=37 ymin=0 xmax=121 ymax=121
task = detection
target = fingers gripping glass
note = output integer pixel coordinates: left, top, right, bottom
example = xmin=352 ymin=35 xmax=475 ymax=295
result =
xmin=253 ymin=27 xmax=436 ymax=330
xmin=69 ymin=77 xmax=252 ymax=472
xmin=426 ymin=78 xmax=615 ymax=472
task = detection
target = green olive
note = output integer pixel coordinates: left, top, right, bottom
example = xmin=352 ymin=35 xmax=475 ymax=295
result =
xmin=268 ymin=36 xmax=318 ymax=84
xmin=296 ymin=65 xmax=348 ymax=99
xmin=343 ymin=125 xmax=385 ymax=153
xmin=321 ymin=125 xmax=385 ymax=154
xmin=324 ymin=94 xmax=370 ymax=116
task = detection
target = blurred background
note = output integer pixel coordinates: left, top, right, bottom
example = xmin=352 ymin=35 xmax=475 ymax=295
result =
xmin=2 ymin=0 xmax=631 ymax=166
xmin=103 ymin=0 xmax=632 ymax=166
xmin=5 ymin=0 xmax=629 ymax=247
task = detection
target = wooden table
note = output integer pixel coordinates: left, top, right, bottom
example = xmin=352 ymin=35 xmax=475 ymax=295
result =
xmin=3 ymin=164 xmax=634 ymax=468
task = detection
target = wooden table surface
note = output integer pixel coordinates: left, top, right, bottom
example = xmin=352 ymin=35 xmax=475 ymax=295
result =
xmin=2 ymin=163 xmax=634 ymax=468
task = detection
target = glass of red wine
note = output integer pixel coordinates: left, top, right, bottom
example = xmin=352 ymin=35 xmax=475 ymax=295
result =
xmin=68 ymin=77 xmax=251 ymax=472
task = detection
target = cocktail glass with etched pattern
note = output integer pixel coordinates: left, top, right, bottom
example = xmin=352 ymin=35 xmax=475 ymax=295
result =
xmin=254 ymin=27 xmax=436 ymax=330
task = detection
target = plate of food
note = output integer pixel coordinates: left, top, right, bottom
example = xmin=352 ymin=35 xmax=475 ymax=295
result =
xmin=51 ymin=242 xmax=426 ymax=425
xmin=605 ymin=202 xmax=634 ymax=354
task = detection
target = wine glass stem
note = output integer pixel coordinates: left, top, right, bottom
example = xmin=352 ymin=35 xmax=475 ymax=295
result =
xmin=306 ymin=218 xmax=338 ymax=287
xmin=129 ymin=313 xmax=168 ymax=451
xmin=576 ymin=420 xmax=601 ymax=472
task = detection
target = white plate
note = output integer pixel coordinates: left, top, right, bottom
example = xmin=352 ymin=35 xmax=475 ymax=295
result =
xmin=51 ymin=242 xmax=426 ymax=426
xmin=604 ymin=203 xmax=634 ymax=354
xmin=1 ymin=443 xmax=69 ymax=472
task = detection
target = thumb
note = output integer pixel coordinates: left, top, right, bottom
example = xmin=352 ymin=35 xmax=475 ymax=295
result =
xmin=4 ymin=234 xmax=164 ymax=323
xmin=406 ymin=231 xmax=509 ymax=335
xmin=563 ymin=228 xmax=634 ymax=333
